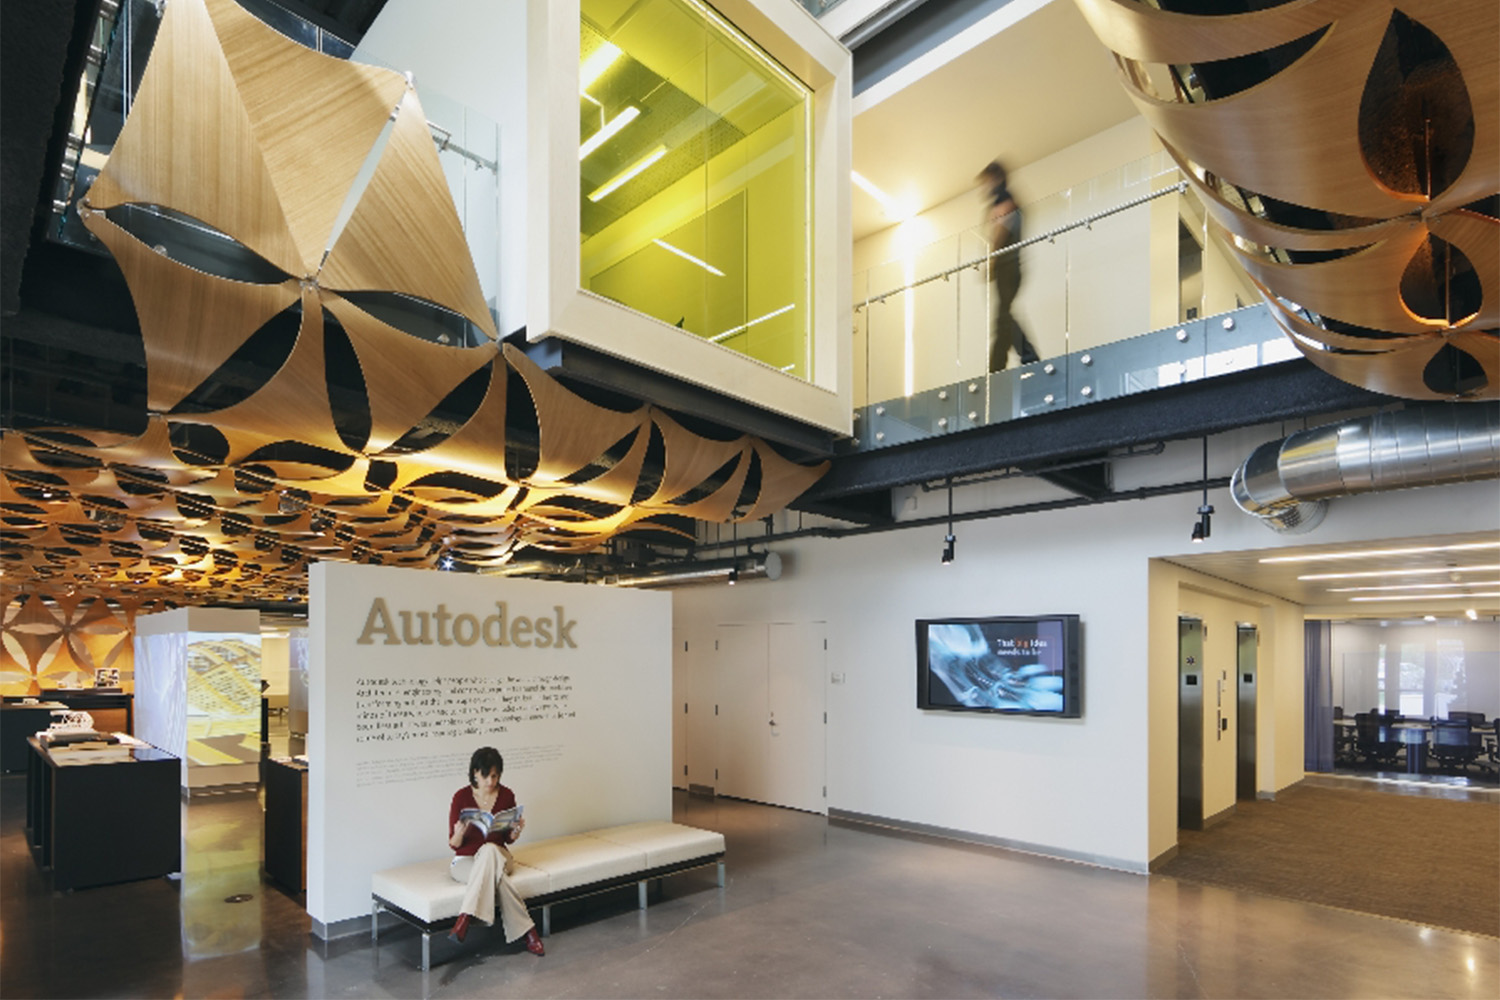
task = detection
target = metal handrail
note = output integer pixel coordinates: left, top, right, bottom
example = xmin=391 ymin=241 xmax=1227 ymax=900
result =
xmin=855 ymin=180 xmax=1189 ymax=311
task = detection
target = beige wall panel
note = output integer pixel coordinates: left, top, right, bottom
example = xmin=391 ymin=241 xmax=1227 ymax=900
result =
xmin=85 ymin=0 xmax=302 ymax=275
xmin=204 ymin=0 xmax=408 ymax=272
xmin=319 ymin=90 xmax=497 ymax=337
xmin=83 ymin=212 xmax=301 ymax=413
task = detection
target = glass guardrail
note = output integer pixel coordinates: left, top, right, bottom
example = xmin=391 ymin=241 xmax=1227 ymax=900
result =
xmin=846 ymin=154 xmax=1296 ymax=454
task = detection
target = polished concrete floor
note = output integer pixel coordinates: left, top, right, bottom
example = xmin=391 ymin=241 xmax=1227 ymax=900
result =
xmin=3 ymin=770 xmax=1497 ymax=999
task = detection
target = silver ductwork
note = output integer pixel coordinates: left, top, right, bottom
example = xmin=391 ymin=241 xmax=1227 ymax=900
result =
xmin=610 ymin=551 xmax=782 ymax=588
xmin=1231 ymin=404 xmax=1500 ymax=533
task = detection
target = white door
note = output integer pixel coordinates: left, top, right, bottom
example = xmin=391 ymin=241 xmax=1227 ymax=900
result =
xmin=671 ymin=628 xmax=688 ymax=789
xmin=767 ymin=621 xmax=827 ymax=814
xmin=716 ymin=623 xmax=770 ymax=803
xmin=685 ymin=632 xmax=717 ymax=791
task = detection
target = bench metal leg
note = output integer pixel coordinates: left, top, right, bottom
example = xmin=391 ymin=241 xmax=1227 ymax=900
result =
xmin=421 ymin=931 xmax=431 ymax=972
xmin=371 ymin=900 xmax=382 ymax=943
xmin=638 ymin=879 xmax=648 ymax=909
xmin=717 ymin=860 xmax=725 ymax=888
xmin=541 ymin=903 xmax=551 ymax=937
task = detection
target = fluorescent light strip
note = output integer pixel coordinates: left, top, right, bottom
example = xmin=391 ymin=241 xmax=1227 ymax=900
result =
xmin=580 ymin=106 xmax=639 ymax=159
xmin=1327 ymin=580 xmax=1500 ymax=593
xmin=580 ymin=42 xmax=621 ymax=92
xmin=1260 ymin=541 xmax=1500 ymax=564
xmin=1349 ymin=592 xmax=1500 ymax=602
xmin=1299 ymin=564 xmax=1500 ymax=581
xmin=588 ymin=145 xmax=666 ymax=202
xmin=711 ymin=303 xmax=795 ymax=343
xmin=652 ymin=238 xmax=724 ymax=276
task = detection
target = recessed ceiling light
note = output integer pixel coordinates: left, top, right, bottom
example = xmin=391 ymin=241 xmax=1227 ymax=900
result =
xmin=1298 ymin=564 xmax=1500 ymax=581
xmin=1261 ymin=541 xmax=1500 ymax=564
xmin=1327 ymin=580 xmax=1500 ymax=593
xmin=588 ymin=145 xmax=666 ymax=202
xmin=652 ymin=238 xmax=724 ymax=276
xmin=580 ymin=42 xmax=622 ymax=92
xmin=851 ymin=170 xmax=916 ymax=221
xmin=579 ymin=106 xmax=639 ymax=159
xmin=1349 ymin=592 xmax=1500 ymax=602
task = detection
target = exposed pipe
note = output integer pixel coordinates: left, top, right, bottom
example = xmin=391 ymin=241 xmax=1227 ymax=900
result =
xmin=1231 ymin=403 xmax=1500 ymax=533
xmin=610 ymin=551 xmax=782 ymax=589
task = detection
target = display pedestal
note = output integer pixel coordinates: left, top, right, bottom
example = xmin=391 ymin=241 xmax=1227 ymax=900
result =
xmin=264 ymin=757 xmax=309 ymax=892
xmin=26 ymin=737 xmax=180 ymax=891
xmin=1 ymin=703 xmax=67 ymax=773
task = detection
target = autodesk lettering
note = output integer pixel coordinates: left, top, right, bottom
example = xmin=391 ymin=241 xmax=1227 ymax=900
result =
xmin=356 ymin=598 xmax=578 ymax=649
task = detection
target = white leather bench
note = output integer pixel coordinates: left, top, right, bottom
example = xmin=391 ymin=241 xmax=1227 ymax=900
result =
xmin=371 ymin=820 xmax=726 ymax=969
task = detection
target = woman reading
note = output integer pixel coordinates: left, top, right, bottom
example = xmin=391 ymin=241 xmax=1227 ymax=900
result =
xmin=446 ymin=746 xmax=544 ymax=955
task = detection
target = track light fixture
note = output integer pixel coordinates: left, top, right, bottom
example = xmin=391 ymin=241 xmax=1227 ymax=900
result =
xmin=1191 ymin=438 xmax=1213 ymax=543
xmin=940 ymin=479 xmax=956 ymax=565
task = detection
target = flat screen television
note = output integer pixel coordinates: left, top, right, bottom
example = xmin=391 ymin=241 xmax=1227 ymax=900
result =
xmin=916 ymin=615 xmax=1081 ymax=717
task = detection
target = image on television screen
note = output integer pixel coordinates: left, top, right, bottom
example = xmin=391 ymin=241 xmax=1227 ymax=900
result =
xmin=924 ymin=618 xmax=1069 ymax=713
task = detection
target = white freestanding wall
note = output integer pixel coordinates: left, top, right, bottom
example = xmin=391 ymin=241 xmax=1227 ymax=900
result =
xmin=672 ymin=440 xmax=1500 ymax=872
xmin=307 ymin=562 xmax=672 ymax=935
xmin=134 ymin=607 xmax=262 ymax=789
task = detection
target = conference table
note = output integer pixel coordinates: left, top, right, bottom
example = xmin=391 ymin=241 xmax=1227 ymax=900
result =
xmin=1334 ymin=718 xmax=1497 ymax=775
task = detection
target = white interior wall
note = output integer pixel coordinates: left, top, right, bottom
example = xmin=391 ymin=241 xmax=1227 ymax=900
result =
xmin=675 ymin=468 xmax=1498 ymax=871
xmin=260 ymin=634 xmax=289 ymax=697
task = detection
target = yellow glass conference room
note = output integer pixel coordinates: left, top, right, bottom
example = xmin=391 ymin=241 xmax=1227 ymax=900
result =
xmin=579 ymin=0 xmax=812 ymax=379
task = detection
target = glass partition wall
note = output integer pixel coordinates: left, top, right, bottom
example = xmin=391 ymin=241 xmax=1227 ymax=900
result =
xmin=580 ymin=0 xmax=813 ymax=380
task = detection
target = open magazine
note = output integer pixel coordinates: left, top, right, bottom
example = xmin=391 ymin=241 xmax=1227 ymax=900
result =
xmin=459 ymin=804 xmax=523 ymax=843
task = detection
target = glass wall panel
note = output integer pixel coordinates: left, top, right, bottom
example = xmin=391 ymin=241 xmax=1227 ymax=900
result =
xmin=580 ymin=0 xmax=812 ymax=377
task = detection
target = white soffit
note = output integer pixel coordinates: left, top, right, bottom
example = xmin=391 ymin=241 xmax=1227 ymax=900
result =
xmin=850 ymin=0 xmax=1137 ymax=240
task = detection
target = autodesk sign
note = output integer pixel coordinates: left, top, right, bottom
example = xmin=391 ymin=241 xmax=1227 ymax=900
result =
xmin=356 ymin=598 xmax=578 ymax=649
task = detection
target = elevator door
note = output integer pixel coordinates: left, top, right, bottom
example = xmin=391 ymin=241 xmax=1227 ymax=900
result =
xmin=1237 ymin=625 xmax=1258 ymax=800
xmin=1178 ymin=617 xmax=1204 ymax=831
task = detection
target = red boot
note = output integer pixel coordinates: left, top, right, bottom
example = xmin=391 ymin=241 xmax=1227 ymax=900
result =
xmin=524 ymin=927 xmax=545 ymax=956
xmin=448 ymin=913 xmax=472 ymax=944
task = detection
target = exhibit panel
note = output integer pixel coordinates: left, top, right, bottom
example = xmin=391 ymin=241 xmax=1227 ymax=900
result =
xmin=134 ymin=608 xmax=263 ymax=790
xmin=307 ymin=561 xmax=672 ymax=933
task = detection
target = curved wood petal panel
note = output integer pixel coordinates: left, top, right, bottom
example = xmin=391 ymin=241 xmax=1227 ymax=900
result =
xmin=323 ymin=294 xmax=495 ymax=453
xmin=320 ymin=89 xmax=497 ymax=337
xmin=734 ymin=440 xmax=832 ymax=524
xmin=85 ymin=0 xmax=303 ymax=275
xmin=1073 ymin=0 xmax=1361 ymax=66
xmin=203 ymin=0 xmax=408 ymax=272
xmin=83 ymin=211 xmax=301 ymax=413
xmin=503 ymin=344 xmax=646 ymax=485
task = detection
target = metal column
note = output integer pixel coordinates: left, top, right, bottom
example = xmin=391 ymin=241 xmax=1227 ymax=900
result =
xmin=1237 ymin=625 xmax=1258 ymax=800
xmin=1178 ymin=617 xmax=1205 ymax=831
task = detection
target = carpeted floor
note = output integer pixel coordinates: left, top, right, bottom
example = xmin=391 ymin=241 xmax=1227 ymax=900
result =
xmin=1158 ymin=781 xmax=1500 ymax=937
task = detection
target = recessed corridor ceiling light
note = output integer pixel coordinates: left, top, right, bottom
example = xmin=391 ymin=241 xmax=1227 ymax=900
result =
xmin=580 ymin=42 xmax=622 ymax=93
xmin=1260 ymin=541 xmax=1500 ymax=564
xmin=579 ymin=106 xmax=640 ymax=159
xmin=711 ymin=303 xmax=795 ymax=342
xmin=588 ymin=145 xmax=666 ymax=202
xmin=1327 ymin=580 xmax=1500 ymax=592
xmin=652 ymin=238 xmax=724 ymax=276
xmin=1467 ymin=608 xmax=1480 ymax=620
xmin=1349 ymin=592 xmax=1500 ymax=602
xmin=1298 ymin=564 xmax=1500 ymax=581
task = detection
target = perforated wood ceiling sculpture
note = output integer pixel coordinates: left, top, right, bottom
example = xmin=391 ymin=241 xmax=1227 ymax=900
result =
xmin=1076 ymin=0 xmax=1498 ymax=399
xmin=0 ymin=0 xmax=825 ymax=607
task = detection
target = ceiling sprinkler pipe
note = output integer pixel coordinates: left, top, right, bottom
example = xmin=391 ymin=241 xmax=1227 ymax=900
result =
xmin=1232 ymin=403 xmax=1500 ymax=533
xmin=611 ymin=551 xmax=782 ymax=588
